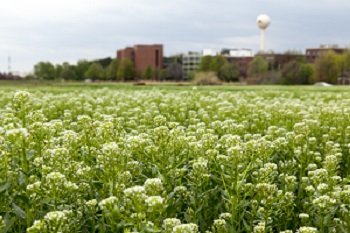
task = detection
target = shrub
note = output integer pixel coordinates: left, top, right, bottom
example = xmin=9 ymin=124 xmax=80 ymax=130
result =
xmin=192 ymin=72 xmax=221 ymax=85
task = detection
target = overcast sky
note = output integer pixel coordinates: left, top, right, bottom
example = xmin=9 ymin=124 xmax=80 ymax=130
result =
xmin=0 ymin=0 xmax=349 ymax=73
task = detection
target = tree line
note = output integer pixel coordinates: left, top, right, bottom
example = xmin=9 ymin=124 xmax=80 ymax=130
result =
xmin=195 ymin=50 xmax=350 ymax=85
xmin=247 ymin=50 xmax=350 ymax=84
xmin=29 ymin=50 xmax=350 ymax=84
xmin=29 ymin=58 xmax=136 ymax=81
xmin=29 ymin=58 xmax=183 ymax=81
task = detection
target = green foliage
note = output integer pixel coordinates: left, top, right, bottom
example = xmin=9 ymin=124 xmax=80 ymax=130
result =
xmin=219 ymin=62 xmax=240 ymax=82
xmin=281 ymin=60 xmax=314 ymax=84
xmin=143 ymin=66 xmax=153 ymax=80
xmin=199 ymin=56 xmax=234 ymax=82
xmin=193 ymin=71 xmax=221 ymax=85
xmin=33 ymin=62 xmax=56 ymax=80
xmin=59 ymin=62 xmax=77 ymax=80
xmin=313 ymin=51 xmax=341 ymax=84
xmin=117 ymin=58 xmax=135 ymax=81
xmin=3 ymin=88 xmax=350 ymax=232
xmin=209 ymin=55 xmax=227 ymax=74
xmin=198 ymin=56 xmax=213 ymax=72
xmin=76 ymin=60 xmax=91 ymax=80
xmin=84 ymin=63 xmax=104 ymax=80
xmin=105 ymin=59 xmax=119 ymax=80
xmin=338 ymin=51 xmax=350 ymax=74
xmin=55 ymin=64 xmax=63 ymax=78
xmin=199 ymin=56 xmax=228 ymax=74
xmin=248 ymin=56 xmax=269 ymax=77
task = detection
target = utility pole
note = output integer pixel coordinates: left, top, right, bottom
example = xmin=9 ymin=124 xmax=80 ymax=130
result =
xmin=8 ymin=56 xmax=12 ymax=74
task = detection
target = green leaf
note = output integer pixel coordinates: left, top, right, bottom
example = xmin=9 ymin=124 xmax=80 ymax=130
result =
xmin=12 ymin=203 xmax=26 ymax=219
xmin=0 ymin=182 xmax=10 ymax=193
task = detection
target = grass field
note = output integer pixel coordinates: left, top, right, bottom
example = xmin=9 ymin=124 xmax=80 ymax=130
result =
xmin=1 ymin=83 xmax=350 ymax=233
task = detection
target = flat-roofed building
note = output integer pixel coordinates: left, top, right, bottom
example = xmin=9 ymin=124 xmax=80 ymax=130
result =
xmin=117 ymin=44 xmax=163 ymax=77
xmin=306 ymin=44 xmax=346 ymax=63
xmin=221 ymin=49 xmax=254 ymax=78
xmin=182 ymin=51 xmax=202 ymax=80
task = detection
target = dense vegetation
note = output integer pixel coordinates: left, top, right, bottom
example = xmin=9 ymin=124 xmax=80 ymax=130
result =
xmin=1 ymin=86 xmax=350 ymax=233
xmin=29 ymin=50 xmax=350 ymax=85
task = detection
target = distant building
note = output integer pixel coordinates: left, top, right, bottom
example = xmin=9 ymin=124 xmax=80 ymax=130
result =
xmin=226 ymin=57 xmax=254 ymax=78
xmin=182 ymin=51 xmax=202 ymax=80
xmin=221 ymin=48 xmax=253 ymax=58
xmin=221 ymin=49 xmax=254 ymax=78
xmin=262 ymin=53 xmax=305 ymax=70
xmin=306 ymin=44 xmax=346 ymax=63
xmin=117 ymin=44 xmax=163 ymax=77
xmin=338 ymin=71 xmax=350 ymax=85
xmin=202 ymin=49 xmax=219 ymax=56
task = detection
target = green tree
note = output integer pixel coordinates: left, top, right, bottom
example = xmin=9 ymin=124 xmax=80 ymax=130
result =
xmin=117 ymin=58 xmax=135 ymax=81
xmin=59 ymin=62 xmax=77 ymax=80
xmin=143 ymin=66 xmax=153 ymax=80
xmin=281 ymin=60 xmax=313 ymax=84
xmin=75 ymin=60 xmax=91 ymax=80
xmin=198 ymin=56 xmax=213 ymax=71
xmin=105 ymin=59 xmax=119 ymax=80
xmin=338 ymin=51 xmax=350 ymax=74
xmin=313 ymin=51 xmax=340 ymax=84
xmin=34 ymin=62 xmax=56 ymax=80
xmin=55 ymin=64 xmax=63 ymax=78
xmin=248 ymin=56 xmax=269 ymax=77
xmin=219 ymin=62 xmax=240 ymax=82
xmin=209 ymin=55 xmax=227 ymax=74
xmin=84 ymin=63 xmax=104 ymax=80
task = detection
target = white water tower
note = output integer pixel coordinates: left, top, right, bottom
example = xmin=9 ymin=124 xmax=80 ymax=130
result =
xmin=257 ymin=14 xmax=271 ymax=53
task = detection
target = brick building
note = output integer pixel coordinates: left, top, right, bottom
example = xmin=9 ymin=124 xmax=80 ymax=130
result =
xmin=117 ymin=44 xmax=163 ymax=77
xmin=262 ymin=53 xmax=305 ymax=70
xmin=306 ymin=45 xmax=346 ymax=63
xmin=221 ymin=49 xmax=254 ymax=78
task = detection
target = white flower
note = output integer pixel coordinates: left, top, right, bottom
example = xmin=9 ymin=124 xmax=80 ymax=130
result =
xmin=212 ymin=219 xmax=227 ymax=231
xmin=299 ymin=213 xmax=309 ymax=219
xmin=44 ymin=210 xmax=72 ymax=222
xmin=0 ymin=216 xmax=5 ymax=229
xmin=312 ymin=195 xmax=336 ymax=209
xmin=6 ymin=128 xmax=29 ymax=139
xmin=172 ymin=223 xmax=199 ymax=233
xmin=99 ymin=196 xmax=118 ymax=211
xmin=124 ymin=186 xmax=147 ymax=201
xmin=145 ymin=196 xmax=164 ymax=207
xmin=144 ymin=178 xmax=163 ymax=195
xmin=296 ymin=226 xmax=318 ymax=233
xmin=219 ymin=212 xmax=232 ymax=220
xmin=46 ymin=172 xmax=66 ymax=183
xmin=163 ymin=218 xmax=181 ymax=232
xmin=27 ymin=220 xmax=45 ymax=233
xmin=253 ymin=221 xmax=266 ymax=233
xmin=85 ymin=199 xmax=97 ymax=208
xmin=13 ymin=90 xmax=31 ymax=106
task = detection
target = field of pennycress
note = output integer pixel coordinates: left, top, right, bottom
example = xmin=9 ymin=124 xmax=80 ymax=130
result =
xmin=0 ymin=85 xmax=350 ymax=233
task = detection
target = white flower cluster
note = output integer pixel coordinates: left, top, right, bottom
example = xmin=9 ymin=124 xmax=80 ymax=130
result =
xmin=253 ymin=221 xmax=266 ymax=233
xmin=99 ymin=196 xmax=118 ymax=211
xmin=163 ymin=218 xmax=181 ymax=232
xmin=172 ymin=223 xmax=199 ymax=233
xmin=3 ymin=89 xmax=350 ymax=232
xmin=144 ymin=178 xmax=163 ymax=195
xmin=145 ymin=196 xmax=164 ymax=208
xmin=0 ymin=216 xmax=4 ymax=229
xmin=296 ymin=226 xmax=318 ymax=233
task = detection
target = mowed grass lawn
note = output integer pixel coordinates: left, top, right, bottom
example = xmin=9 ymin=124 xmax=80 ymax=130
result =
xmin=1 ymin=82 xmax=350 ymax=233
